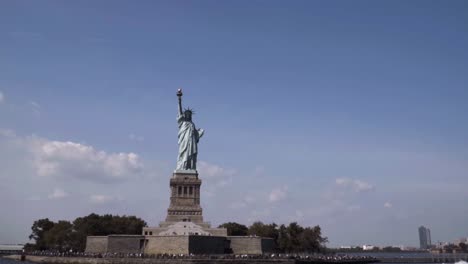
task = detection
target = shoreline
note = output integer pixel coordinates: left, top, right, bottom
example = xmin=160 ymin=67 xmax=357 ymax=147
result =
xmin=2 ymin=255 xmax=378 ymax=264
xmin=4 ymin=254 xmax=468 ymax=264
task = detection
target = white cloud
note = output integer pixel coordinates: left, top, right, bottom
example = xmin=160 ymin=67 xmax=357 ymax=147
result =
xmin=268 ymin=186 xmax=288 ymax=202
xmin=89 ymin=194 xmax=116 ymax=204
xmin=27 ymin=196 xmax=41 ymax=201
xmin=198 ymin=161 xmax=236 ymax=178
xmin=198 ymin=161 xmax=235 ymax=197
xmin=1 ymin=130 xmax=143 ymax=183
xmin=48 ymin=188 xmax=68 ymax=199
xmin=30 ymin=101 xmax=40 ymax=108
xmin=304 ymin=179 xmax=376 ymax=219
xmin=346 ymin=204 xmax=361 ymax=212
xmin=335 ymin=178 xmax=374 ymax=192
xmin=129 ymin=133 xmax=144 ymax=142
xmin=0 ymin=129 xmax=15 ymax=137
xmin=354 ymin=180 xmax=374 ymax=192
xmin=384 ymin=202 xmax=393 ymax=208
xmin=32 ymin=139 xmax=143 ymax=182
xmin=0 ymin=129 xmax=163 ymax=244
xmin=335 ymin=178 xmax=348 ymax=185
xmin=229 ymin=195 xmax=255 ymax=209
xmin=29 ymin=101 xmax=41 ymax=115
xmin=229 ymin=201 xmax=247 ymax=209
xmin=295 ymin=210 xmax=305 ymax=220
xmin=248 ymin=208 xmax=272 ymax=222
xmin=0 ymin=91 xmax=4 ymax=103
xmin=253 ymin=166 xmax=265 ymax=176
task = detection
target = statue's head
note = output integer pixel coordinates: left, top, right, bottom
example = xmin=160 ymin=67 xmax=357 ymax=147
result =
xmin=184 ymin=108 xmax=194 ymax=121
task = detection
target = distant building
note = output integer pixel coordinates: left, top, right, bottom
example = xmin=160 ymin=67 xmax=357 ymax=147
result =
xmin=419 ymin=226 xmax=432 ymax=249
xmin=435 ymin=241 xmax=449 ymax=249
xmin=363 ymin=245 xmax=375 ymax=250
xmin=454 ymin=237 xmax=468 ymax=245
xmin=0 ymin=244 xmax=24 ymax=254
xmin=403 ymin=246 xmax=419 ymax=251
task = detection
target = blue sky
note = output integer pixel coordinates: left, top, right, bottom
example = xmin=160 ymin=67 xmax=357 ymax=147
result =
xmin=1 ymin=0 xmax=467 ymax=247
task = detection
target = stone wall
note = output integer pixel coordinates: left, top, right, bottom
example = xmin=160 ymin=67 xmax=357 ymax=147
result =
xmin=188 ymin=236 xmax=227 ymax=254
xmin=107 ymin=236 xmax=144 ymax=254
xmin=207 ymin=228 xmax=228 ymax=237
xmin=142 ymin=227 xmax=166 ymax=236
xmin=159 ymin=222 xmax=211 ymax=229
xmin=85 ymin=236 xmax=108 ymax=253
xmin=86 ymin=235 xmax=272 ymax=255
xmin=144 ymin=235 xmax=228 ymax=255
xmin=166 ymin=172 xmax=204 ymax=223
xmin=261 ymin=238 xmax=275 ymax=254
xmin=228 ymin=237 xmax=274 ymax=255
xmin=145 ymin=236 xmax=189 ymax=255
xmin=143 ymin=225 xmax=227 ymax=237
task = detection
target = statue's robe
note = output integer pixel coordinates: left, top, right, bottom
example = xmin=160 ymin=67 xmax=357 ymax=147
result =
xmin=176 ymin=114 xmax=203 ymax=170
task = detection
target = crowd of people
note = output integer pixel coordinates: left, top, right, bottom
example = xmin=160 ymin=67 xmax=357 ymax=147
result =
xmin=26 ymin=250 xmax=377 ymax=262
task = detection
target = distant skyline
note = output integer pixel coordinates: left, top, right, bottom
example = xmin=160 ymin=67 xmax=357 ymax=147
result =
xmin=1 ymin=0 xmax=468 ymax=247
xmin=419 ymin=226 xmax=432 ymax=249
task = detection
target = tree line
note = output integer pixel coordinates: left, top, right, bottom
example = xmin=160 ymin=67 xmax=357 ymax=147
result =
xmin=437 ymin=242 xmax=468 ymax=253
xmin=27 ymin=214 xmax=147 ymax=252
xmin=218 ymin=221 xmax=328 ymax=253
xmin=27 ymin=214 xmax=327 ymax=253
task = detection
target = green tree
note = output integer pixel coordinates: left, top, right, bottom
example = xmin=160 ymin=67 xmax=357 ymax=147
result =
xmin=382 ymin=246 xmax=402 ymax=252
xmin=443 ymin=244 xmax=458 ymax=253
xmin=29 ymin=218 xmax=55 ymax=250
xmin=218 ymin=222 xmax=248 ymax=236
xmin=299 ymin=226 xmax=328 ymax=252
xmin=27 ymin=215 xmax=329 ymax=253
xmin=248 ymin=222 xmax=278 ymax=239
xmin=28 ymin=214 xmax=147 ymax=252
xmin=275 ymin=223 xmax=327 ymax=253
xmin=277 ymin=224 xmax=290 ymax=252
xmin=44 ymin=221 xmax=73 ymax=251
xmin=286 ymin=222 xmax=304 ymax=252
xmin=71 ymin=214 xmax=147 ymax=251
xmin=23 ymin=243 xmax=36 ymax=252
xmin=458 ymin=242 xmax=467 ymax=253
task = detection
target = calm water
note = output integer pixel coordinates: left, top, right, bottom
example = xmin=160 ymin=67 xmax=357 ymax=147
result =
xmin=346 ymin=252 xmax=468 ymax=258
xmin=0 ymin=258 xmax=35 ymax=264
xmin=343 ymin=252 xmax=468 ymax=264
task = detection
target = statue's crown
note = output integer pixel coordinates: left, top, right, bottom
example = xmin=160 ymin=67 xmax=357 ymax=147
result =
xmin=184 ymin=108 xmax=195 ymax=115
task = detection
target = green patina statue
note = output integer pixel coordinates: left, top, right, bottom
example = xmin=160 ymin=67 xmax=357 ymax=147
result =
xmin=176 ymin=89 xmax=204 ymax=171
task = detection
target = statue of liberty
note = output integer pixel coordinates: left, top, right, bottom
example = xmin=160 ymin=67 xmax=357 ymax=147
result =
xmin=176 ymin=89 xmax=204 ymax=171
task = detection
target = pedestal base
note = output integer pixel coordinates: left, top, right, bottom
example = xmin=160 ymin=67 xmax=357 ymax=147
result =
xmin=165 ymin=171 xmax=204 ymax=223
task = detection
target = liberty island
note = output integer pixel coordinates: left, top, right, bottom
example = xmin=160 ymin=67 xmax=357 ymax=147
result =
xmin=3 ymin=90 xmax=376 ymax=264
xmin=1 ymin=90 xmax=381 ymax=264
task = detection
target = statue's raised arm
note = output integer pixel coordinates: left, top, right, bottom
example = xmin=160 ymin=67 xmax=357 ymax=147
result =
xmin=175 ymin=89 xmax=203 ymax=171
xmin=177 ymin=88 xmax=183 ymax=118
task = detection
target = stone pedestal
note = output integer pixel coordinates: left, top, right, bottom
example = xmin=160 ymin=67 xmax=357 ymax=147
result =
xmin=141 ymin=169 xmax=227 ymax=237
xmin=165 ymin=170 xmax=204 ymax=223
